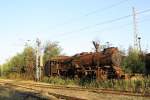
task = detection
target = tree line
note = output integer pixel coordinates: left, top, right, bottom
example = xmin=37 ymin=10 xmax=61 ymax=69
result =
xmin=0 ymin=41 xmax=62 ymax=79
xmin=0 ymin=41 xmax=147 ymax=79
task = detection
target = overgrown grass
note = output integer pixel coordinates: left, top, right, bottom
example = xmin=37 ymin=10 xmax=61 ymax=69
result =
xmin=41 ymin=76 xmax=150 ymax=94
xmin=41 ymin=77 xmax=78 ymax=86
xmin=1 ymin=73 xmax=150 ymax=94
xmin=0 ymin=73 xmax=34 ymax=80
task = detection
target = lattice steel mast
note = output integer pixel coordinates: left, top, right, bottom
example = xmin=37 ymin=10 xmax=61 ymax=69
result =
xmin=133 ymin=7 xmax=138 ymax=50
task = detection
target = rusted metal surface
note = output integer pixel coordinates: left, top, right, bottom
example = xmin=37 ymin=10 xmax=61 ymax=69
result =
xmin=44 ymin=47 xmax=125 ymax=80
xmin=145 ymin=53 xmax=150 ymax=75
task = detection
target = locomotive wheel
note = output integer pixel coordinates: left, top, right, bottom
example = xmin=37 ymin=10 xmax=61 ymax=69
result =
xmin=111 ymin=51 xmax=122 ymax=66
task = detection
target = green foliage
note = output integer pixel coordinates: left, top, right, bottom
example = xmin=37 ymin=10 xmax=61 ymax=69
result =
xmin=43 ymin=41 xmax=62 ymax=63
xmin=122 ymin=47 xmax=145 ymax=73
xmin=22 ymin=46 xmax=36 ymax=72
xmin=42 ymin=77 xmax=77 ymax=86
xmin=1 ymin=46 xmax=35 ymax=79
xmin=1 ymin=41 xmax=62 ymax=80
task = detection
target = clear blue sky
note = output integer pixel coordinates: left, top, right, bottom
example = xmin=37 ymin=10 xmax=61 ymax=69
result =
xmin=0 ymin=0 xmax=150 ymax=64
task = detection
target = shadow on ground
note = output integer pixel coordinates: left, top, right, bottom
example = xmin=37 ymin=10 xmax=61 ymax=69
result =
xmin=0 ymin=86 xmax=54 ymax=100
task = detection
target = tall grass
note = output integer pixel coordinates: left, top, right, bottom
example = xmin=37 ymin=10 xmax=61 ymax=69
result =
xmin=41 ymin=77 xmax=78 ymax=86
xmin=1 ymin=73 xmax=149 ymax=94
xmin=42 ymin=76 xmax=150 ymax=94
xmin=0 ymin=73 xmax=34 ymax=80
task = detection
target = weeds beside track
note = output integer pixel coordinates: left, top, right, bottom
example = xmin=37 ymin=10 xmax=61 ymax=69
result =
xmin=0 ymin=79 xmax=150 ymax=98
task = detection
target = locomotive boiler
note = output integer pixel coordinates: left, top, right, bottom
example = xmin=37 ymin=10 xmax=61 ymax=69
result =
xmin=44 ymin=43 xmax=125 ymax=80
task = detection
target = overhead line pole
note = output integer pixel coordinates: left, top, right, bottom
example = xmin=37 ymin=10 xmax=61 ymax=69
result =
xmin=35 ymin=38 xmax=41 ymax=81
xmin=58 ymin=8 xmax=150 ymax=39
xmin=138 ymin=37 xmax=142 ymax=53
xmin=133 ymin=7 xmax=138 ymax=50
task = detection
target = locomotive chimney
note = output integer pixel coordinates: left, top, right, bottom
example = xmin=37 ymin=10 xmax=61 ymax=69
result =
xmin=93 ymin=41 xmax=100 ymax=52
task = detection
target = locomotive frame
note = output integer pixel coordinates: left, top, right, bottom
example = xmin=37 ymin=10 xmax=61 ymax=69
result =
xmin=44 ymin=47 xmax=125 ymax=80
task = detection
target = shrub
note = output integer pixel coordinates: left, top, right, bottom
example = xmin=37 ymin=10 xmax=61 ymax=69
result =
xmin=122 ymin=48 xmax=145 ymax=74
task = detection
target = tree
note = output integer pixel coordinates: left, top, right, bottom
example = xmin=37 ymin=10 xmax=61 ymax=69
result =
xmin=22 ymin=46 xmax=36 ymax=79
xmin=1 ymin=41 xmax=62 ymax=79
xmin=1 ymin=54 xmax=23 ymax=75
xmin=1 ymin=46 xmax=36 ymax=79
xmin=43 ymin=41 xmax=62 ymax=63
xmin=122 ymin=47 xmax=145 ymax=73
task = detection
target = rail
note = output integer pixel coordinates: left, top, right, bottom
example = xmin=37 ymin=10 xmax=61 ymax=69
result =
xmin=0 ymin=79 xmax=149 ymax=98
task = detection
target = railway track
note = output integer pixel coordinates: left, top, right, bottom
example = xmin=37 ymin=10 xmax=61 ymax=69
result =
xmin=0 ymin=80 xmax=85 ymax=100
xmin=0 ymin=79 xmax=150 ymax=99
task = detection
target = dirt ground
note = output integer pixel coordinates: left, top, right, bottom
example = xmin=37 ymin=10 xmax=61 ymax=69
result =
xmin=0 ymin=86 xmax=58 ymax=100
xmin=0 ymin=78 xmax=149 ymax=100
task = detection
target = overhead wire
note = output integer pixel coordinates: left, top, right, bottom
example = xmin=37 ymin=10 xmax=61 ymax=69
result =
xmin=94 ymin=16 xmax=150 ymax=35
xmin=58 ymin=16 xmax=150 ymax=41
xmin=53 ymin=0 xmax=129 ymax=28
xmin=56 ymin=8 xmax=150 ymax=39
xmin=84 ymin=0 xmax=129 ymax=16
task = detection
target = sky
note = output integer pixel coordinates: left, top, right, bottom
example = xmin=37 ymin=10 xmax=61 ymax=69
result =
xmin=0 ymin=0 xmax=150 ymax=64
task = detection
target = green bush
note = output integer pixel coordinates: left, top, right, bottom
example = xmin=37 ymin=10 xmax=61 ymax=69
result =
xmin=122 ymin=48 xmax=145 ymax=73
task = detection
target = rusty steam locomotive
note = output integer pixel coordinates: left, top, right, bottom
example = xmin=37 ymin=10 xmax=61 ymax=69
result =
xmin=145 ymin=53 xmax=150 ymax=75
xmin=44 ymin=41 xmax=125 ymax=80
